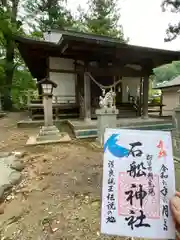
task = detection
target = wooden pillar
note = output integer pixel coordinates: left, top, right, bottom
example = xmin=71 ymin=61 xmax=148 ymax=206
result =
xmin=113 ymin=76 xmax=116 ymax=107
xmin=79 ymin=73 xmax=85 ymax=119
xmin=84 ymin=73 xmax=91 ymax=121
xmin=74 ymin=60 xmax=79 ymax=105
xmin=138 ymin=77 xmax=143 ymax=116
xmin=142 ymin=76 xmax=149 ymax=119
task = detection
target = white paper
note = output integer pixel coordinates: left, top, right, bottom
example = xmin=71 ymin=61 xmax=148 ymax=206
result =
xmin=101 ymin=128 xmax=176 ymax=239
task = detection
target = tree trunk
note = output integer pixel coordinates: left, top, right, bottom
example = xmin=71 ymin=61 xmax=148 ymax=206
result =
xmin=3 ymin=0 xmax=18 ymax=110
xmin=3 ymin=39 xmax=14 ymax=110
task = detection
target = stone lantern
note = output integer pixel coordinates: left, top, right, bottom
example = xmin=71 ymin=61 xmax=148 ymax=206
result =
xmin=37 ymin=78 xmax=57 ymax=127
xmin=26 ymin=77 xmax=71 ymax=145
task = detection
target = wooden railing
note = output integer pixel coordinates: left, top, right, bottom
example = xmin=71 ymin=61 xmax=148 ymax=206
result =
xmin=26 ymin=92 xmax=76 ymax=106
xmin=26 ymin=93 xmax=79 ymax=120
xmin=148 ymin=103 xmax=165 ymax=117
xmin=19 ymin=91 xmax=79 ymax=119
xmin=52 ymin=95 xmax=76 ymax=104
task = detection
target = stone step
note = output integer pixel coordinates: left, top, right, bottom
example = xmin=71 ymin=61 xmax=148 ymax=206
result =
xmin=36 ymin=134 xmax=64 ymax=142
xmin=118 ymin=112 xmax=137 ymax=118
xmin=70 ymin=118 xmax=172 ymax=131
xmin=68 ymin=120 xmax=97 ymax=131
xmin=17 ymin=119 xmax=66 ymax=128
xmin=117 ymin=120 xmax=172 ymax=128
xmin=39 ymin=129 xmax=60 ymax=136
xmin=32 ymin=113 xmax=79 ymax=120
xmin=74 ymin=123 xmax=173 ymax=139
xmin=75 ymin=129 xmax=97 ymax=139
xmin=121 ymin=124 xmax=173 ymax=131
xmin=39 ymin=125 xmax=60 ymax=136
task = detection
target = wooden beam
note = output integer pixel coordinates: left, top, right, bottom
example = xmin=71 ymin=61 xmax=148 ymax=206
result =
xmin=49 ymin=69 xmax=77 ymax=74
xmin=88 ymin=66 xmax=142 ymax=77
xmin=49 ymin=65 xmax=142 ymax=77
xmin=68 ymin=44 xmax=174 ymax=63
xmin=139 ymin=77 xmax=143 ymax=116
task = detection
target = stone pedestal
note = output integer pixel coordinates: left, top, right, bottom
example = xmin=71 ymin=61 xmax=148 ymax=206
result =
xmin=173 ymin=105 xmax=180 ymax=131
xmin=96 ymin=108 xmax=119 ymax=146
xmin=26 ymin=79 xmax=72 ymax=145
xmin=26 ymin=125 xmax=71 ymax=146
xmin=37 ymin=125 xmax=60 ymax=141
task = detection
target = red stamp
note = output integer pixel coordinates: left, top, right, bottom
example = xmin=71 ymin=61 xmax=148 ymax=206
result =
xmin=157 ymin=140 xmax=167 ymax=159
xmin=118 ymin=173 xmax=160 ymax=219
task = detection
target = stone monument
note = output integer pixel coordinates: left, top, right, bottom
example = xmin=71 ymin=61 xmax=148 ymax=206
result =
xmin=26 ymin=77 xmax=71 ymax=145
xmin=95 ymin=88 xmax=119 ymax=146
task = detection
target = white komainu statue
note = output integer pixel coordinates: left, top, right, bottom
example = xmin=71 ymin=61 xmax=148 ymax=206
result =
xmin=99 ymin=89 xmax=116 ymax=109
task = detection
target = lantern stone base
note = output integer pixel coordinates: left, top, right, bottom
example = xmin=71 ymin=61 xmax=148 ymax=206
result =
xmin=38 ymin=125 xmax=60 ymax=138
xmin=26 ymin=125 xmax=71 ymax=146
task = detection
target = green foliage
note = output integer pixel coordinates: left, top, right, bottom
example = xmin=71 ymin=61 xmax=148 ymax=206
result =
xmin=0 ymin=0 xmax=35 ymax=110
xmin=11 ymin=67 xmax=36 ymax=109
xmin=148 ymin=76 xmax=161 ymax=100
xmin=0 ymin=0 xmax=127 ymax=110
xmin=162 ymin=0 xmax=180 ymax=41
xmin=23 ymin=0 xmax=74 ymax=31
xmin=79 ymin=0 xmax=126 ymax=40
xmin=151 ymin=97 xmax=161 ymax=104
xmin=153 ymin=61 xmax=180 ymax=83
xmin=148 ymin=76 xmax=160 ymax=97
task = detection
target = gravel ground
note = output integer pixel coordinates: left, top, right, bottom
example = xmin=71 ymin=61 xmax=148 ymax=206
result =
xmin=0 ymin=112 xmax=123 ymax=240
xmin=0 ymin=112 xmax=179 ymax=240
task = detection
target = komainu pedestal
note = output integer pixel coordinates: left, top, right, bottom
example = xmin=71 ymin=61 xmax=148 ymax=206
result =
xmin=96 ymin=108 xmax=119 ymax=146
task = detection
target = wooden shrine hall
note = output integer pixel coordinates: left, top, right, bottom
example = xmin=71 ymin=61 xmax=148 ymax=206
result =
xmin=15 ymin=30 xmax=180 ymax=120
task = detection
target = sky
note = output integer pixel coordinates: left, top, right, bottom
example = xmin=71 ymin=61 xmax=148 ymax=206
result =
xmin=67 ymin=0 xmax=180 ymax=51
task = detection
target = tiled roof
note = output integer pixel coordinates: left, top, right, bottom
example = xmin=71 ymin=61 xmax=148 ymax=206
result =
xmin=154 ymin=75 xmax=180 ymax=89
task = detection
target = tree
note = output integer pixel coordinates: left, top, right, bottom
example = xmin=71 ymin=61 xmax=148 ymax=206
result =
xmin=0 ymin=1 xmax=36 ymax=110
xmin=153 ymin=61 xmax=180 ymax=83
xmin=11 ymin=66 xmax=36 ymax=109
xmin=162 ymin=0 xmax=180 ymax=41
xmin=82 ymin=0 xmax=126 ymax=40
xmin=0 ymin=1 xmax=23 ymax=110
xmin=23 ymin=0 xmax=74 ymax=32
